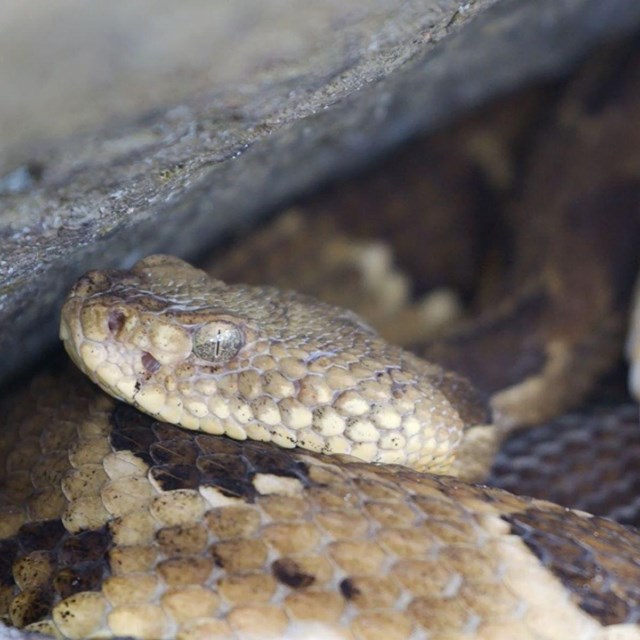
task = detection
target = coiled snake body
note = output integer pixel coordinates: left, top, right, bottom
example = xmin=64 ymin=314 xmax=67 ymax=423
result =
xmin=3 ymin=43 xmax=640 ymax=640
xmin=0 ymin=249 xmax=637 ymax=640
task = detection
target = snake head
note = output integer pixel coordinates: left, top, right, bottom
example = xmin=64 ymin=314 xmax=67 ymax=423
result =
xmin=61 ymin=254 xmax=487 ymax=473
xmin=60 ymin=255 xmax=262 ymax=412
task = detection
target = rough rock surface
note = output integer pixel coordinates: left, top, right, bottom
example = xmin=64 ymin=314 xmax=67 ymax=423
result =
xmin=1 ymin=0 xmax=640 ymax=386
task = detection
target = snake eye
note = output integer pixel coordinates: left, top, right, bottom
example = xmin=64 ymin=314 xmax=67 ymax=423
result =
xmin=193 ymin=321 xmax=244 ymax=363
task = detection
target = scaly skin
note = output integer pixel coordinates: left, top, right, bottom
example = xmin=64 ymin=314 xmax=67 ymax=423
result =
xmin=1 ymin=364 xmax=639 ymax=639
xmin=4 ymin=39 xmax=640 ymax=640
xmin=60 ymin=255 xmax=489 ymax=476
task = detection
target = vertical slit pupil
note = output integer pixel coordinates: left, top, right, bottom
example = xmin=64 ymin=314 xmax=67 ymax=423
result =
xmin=214 ymin=329 xmax=222 ymax=357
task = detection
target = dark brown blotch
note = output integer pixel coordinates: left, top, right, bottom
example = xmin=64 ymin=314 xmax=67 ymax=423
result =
xmin=59 ymin=528 xmax=111 ymax=565
xmin=195 ymin=434 xmax=245 ymax=456
xmin=110 ymin=404 xmax=157 ymax=464
xmin=111 ymin=403 xmax=317 ymax=503
xmin=503 ymin=508 xmax=640 ymax=625
xmin=17 ymin=520 xmax=66 ymax=553
xmin=210 ymin=547 xmax=225 ymax=569
xmin=0 ymin=539 xmax=19 ymax=587
xmin=272 ymin=558 xmax=315 ymax=589
xmin=153 ymin=422 xmax=193 ymax=441
xmin=54 ymin=564 xmax=104 ymax=599
xmin=244 ymin=444 xmax=311 ymax=486
xmin=339 ymin=577 xmax=361 ymax=600
xmin=150 ymin=438 xmax=199 ymax=466
xmin=578 ymin=590 xmax=632 ymax=627
xmin=196 ymin=454 xmax=256 ymax=500
xmin=150 ymin=464 xmax=201 ymax=491
xmin=429 ymin=369 xmax=490 ymax=427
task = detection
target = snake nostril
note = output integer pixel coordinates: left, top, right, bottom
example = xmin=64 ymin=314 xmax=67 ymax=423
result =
xmin=108 ymin=310 xmax=126 ymax=335
xmin=141 ymin=352 xmax=161 ymax=373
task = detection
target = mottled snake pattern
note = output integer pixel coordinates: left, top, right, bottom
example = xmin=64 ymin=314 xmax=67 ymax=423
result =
xmin=2 ymin=37 xmax=640 ymax=640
